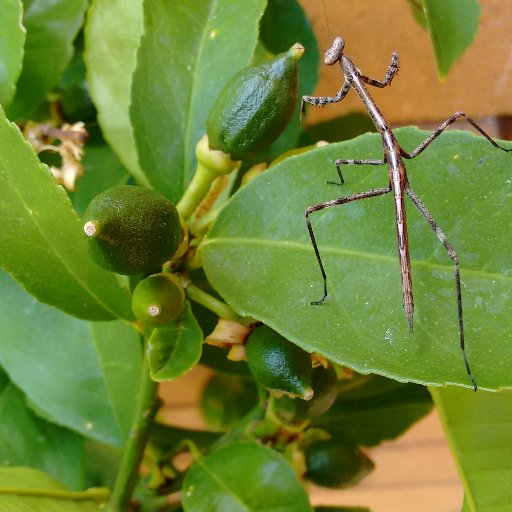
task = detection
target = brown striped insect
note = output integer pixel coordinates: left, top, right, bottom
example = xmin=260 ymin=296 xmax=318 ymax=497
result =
xmin=302 ymin=37 xmax=511 ymax=391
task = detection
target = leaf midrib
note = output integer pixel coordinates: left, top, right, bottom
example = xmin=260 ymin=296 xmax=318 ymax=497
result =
xmin=203 ymin=237 xmax=511 ymax=281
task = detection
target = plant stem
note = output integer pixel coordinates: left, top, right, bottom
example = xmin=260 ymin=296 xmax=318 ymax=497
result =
xmin=185 ymin=283 xmax=246 ymax=322
xmin=108 ymin=339 xmax=160 ymax=512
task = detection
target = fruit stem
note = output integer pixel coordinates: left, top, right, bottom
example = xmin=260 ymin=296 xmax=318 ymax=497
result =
xmin=108 ymin=336 xmax=160 ymax=512
xmin=177 ymin=135 xmax=239 ymax=220
xmin=185 ymin=283 xmax=249 ymax=324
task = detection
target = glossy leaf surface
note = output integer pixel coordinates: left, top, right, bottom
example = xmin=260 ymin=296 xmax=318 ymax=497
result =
xmin=202 ymin=129 xmax=512 ymax=390
xmin=7 ymin=0 xmax=88 ymax=119
xmin=313 ymin=375 xmax=432 ymax=446
xmin=147 ymin=301 xmax=203 ymax=381
xmin=0 ymin=0 xmax=25 ymax=106
xmin=130 ymin=0 xmax=266 ymax=202
xmin=0 ymin=467 xmax=106 ymax=511
xmin=432 ymin=387 xmax=512 ymax=512
xmin=421 ymin=0 xmax=480 ymax=79
xmin=182 ymin=441 xmax=313 ymax=512
xmin=0 ymin=373 xmax=84 ymax=489
xmin=0 ymin=107 xmax=133 ymax=321
xmin=84 ymin=0 xmax=148 ymax=185
xmin=0 ymin=272 xmax=142 ymax=447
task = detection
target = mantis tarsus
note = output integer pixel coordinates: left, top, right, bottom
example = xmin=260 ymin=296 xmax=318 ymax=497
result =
xmin=301 ymin=37 xmax=511 ymax=391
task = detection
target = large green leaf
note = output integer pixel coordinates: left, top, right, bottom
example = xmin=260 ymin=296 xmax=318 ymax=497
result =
xmin=0 ymin=272 xmax=142 ymax=447
xmin=313 ymin=375 xmax=432 ymax=446
xmin=0 ymin=374 xmax=84 ymax=490
xmin=0 ymin=467 xmax=107 ymax=511
xmin=84 ymin=0 xmax=148 ymax=186
xmin=431 ymin=387 xmax=512 ymax=512
xmin=420 ymin=0 xmax=480 ymax=79
xmin=202 ymin=128 xmax=512 ymax=390
xmin=182 ymin=441 xmax=313 ymax=512
xmin=0 ymin=106 xmax=133 ymax=321
xmin=0 ymin=0 xmax=25 ymax=107
xmin=130 ymin=0 xmax=267 ymax=202
xmin=6 ymin=0 xmax=88 ymax=120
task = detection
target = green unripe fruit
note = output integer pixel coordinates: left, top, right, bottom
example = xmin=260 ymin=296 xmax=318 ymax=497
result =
xmin=207 ymin=43 xmax=304 ymax=160
xmin=245 ymin=325 xmax=313 ymax=399
xmin=305 ymin=440 xmax=374 ymax=489
xmin=83 ymin=185 xmax=181 ymax=275
xmin=273 ymin=364 xmax=338 ymax=422
xmin=131 ymin=273 xmax=185 ymax=327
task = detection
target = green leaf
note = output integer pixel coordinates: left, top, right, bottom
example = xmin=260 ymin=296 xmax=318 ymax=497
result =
xmin=6 ymin=0 xmax=88 ymax=120
xmin=200 ymin=374 xmax=259 ymax=431
xmin=420 ymin=0 xmax=480 ymax=79
xmin=130 ymin=0 xmax=267 ymax=202
xmin=259 ymin=0 xmax=318 ymax=158
xmin=406 ymin=0 xmax=428 ymax=29
xmin=0 ymin=0 xmax=25 ymax=106
xmin=147 ymin=301 xmax=203 ymax=381
xmin=0 ymin=106 xmax=133 ymax=321
xmin=84 ymin=0 xmax=149 ymax=186
xmin=313 ymin=374 xmax=432 ymax=446
xmin=431 ymin=387 xmax=512 ymax=512
xmin=0 ymin=467 xmax=108 ymax=511
xmin=182 ymin=441 xmax=313 ymax=512
xmin=0 ymin=374 xmax=84 ymax=490
xmin=202 ymin=128 xmax=512 ymax=390
xmin=0 ymin=272 xmax=142 ymax=447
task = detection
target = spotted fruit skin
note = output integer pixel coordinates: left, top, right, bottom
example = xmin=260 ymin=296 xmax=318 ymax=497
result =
xmin=83 ymin=185 xmax=181 ymax=275
xmin=245 ymin=325 xmax=313 ymax=399
xmin=207 ymin=45 xmax=302 ymax=160
xmin=131 ymin=273 xmax=184 ymax=327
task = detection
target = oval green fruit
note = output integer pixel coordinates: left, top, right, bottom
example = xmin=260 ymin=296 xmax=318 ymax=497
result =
xmin=305 ymin=440 xmax=374 ymax=489
xmin=207 ymin=44 xmax=304 ymax=160
xmin=245 ymin=325 xmax=313 ymax=399
xmin=83 ymin=185 xmax=181 ymax=275
xmin=131 ymin=273 xmax=185 ymax=327
xmin=273 ymin=364 xmax=338 ymax=422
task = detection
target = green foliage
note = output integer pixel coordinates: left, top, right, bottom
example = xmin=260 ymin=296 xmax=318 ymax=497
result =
xmin=182 ymin=442 xmax=313 ymax=512
xmin=0 ymin=0 xmax=507 ymax=510
xmin=202 ymin=129 xmax=512 ymax=390
xmin=0 ymin=0 xmax=25 ymax=106
xmin=432 ymin=387 xmax=512 ymax=512
xmin=410 ymin=0 xmax=481 ymax=78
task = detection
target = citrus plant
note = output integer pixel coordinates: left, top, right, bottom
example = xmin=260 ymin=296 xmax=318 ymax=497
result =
xmin=0 ymin=1 xmax=511 ymax=511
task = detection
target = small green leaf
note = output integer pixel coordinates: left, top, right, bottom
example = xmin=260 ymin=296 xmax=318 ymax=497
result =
xmin=0 ymin=374 xmax=84 ymax=489
xmin=130 ymin=0 xmax=266 ymax=202
xmin=84 ymin=0 xmax=149 ymax=186
xmin=431 ymin=387 xmax=512 ymax=512
xmin=0 ymin=106 xmax=133 ymax=321
xmin=0 ymin=467 xmax=108 ymax=511
xmin=420 ymin=0 xmax=480 ymax=79
xmin=6 ymin=0 xmax=88 ymax=120
xmin=313 ymin=375 xmax=432 ymax=446
xmin=0 ymin=272 xmax=142 ymax=447
xmin=202 ymin=129 xmax=512 ymax=390
xmin=147 ymin=301 xmax=203 ymax=381
xmin=200 ymin=374 xmax=259 ymax=431
xmin=182 ymin=441 xmax=313 ymax=512
xmin=0 ymin=0 xmax=25 ymax=106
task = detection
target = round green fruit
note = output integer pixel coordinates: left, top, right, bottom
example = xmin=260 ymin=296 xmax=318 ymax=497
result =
xmin=305 ymin=440 xmax=374 ymax=489
xmin=131 ymin=273 xmax=185 ymax=327
xmin=245 ymin=325 xmax=313 ymax=399
xmin=207 ymin=44 xmax=304 ymax=160
xmin=273 ymin=364 xmax=338 ymax=422
xmin=83 ymin=185 xmax=181 ymax=275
